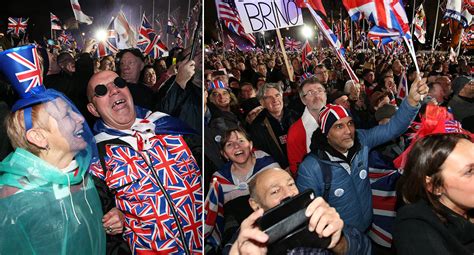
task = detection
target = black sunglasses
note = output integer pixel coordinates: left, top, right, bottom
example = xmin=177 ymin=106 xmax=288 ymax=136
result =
xmin=94 ymin=77 xmax=127 ymax=97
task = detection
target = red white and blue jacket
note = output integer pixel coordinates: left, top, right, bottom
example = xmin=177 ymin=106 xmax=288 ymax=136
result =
xmin=89 ymin=107 xmax=202 ymax=255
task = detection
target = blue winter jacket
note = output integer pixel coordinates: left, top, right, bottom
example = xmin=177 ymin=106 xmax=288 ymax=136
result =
xmin=296 ymin=99 xmax=419 ymax=233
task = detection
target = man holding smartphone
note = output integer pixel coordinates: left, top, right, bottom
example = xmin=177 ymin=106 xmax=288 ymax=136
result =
xmin=224 ymin=168 xmax=371 ymax=255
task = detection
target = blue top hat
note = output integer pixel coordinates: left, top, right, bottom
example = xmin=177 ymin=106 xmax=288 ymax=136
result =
xmin=0 ymin=44 xmax=59 ymax=112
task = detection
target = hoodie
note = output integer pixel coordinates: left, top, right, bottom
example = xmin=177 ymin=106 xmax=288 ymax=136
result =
xmin=0 ymin=148 xmax=105 ymax=255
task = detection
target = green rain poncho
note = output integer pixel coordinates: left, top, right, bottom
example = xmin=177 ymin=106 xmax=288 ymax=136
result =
xmin=0 ymin=148 xmax=106 ymax=254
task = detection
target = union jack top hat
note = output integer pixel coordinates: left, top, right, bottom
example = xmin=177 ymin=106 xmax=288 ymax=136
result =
xmin=0 ymin=44 xmax=56 ymax=112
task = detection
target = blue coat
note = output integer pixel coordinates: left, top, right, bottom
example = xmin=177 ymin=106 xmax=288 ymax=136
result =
xmin=297 ymin=99 xmax=419 ymax=232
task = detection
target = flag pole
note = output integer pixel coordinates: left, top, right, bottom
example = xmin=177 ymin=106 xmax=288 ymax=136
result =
xmin=167 ymin=0 xmax=170 ymax=46
xmin=350 ymin=19 xmax=353 ymax=49
xmin=185 ymin=0 xmax=191 ymax=48
xmin=362 ymin=20 xmax=365 ymax=51
xmin=456 ymin=29 xmax=463 ymax=56
xmin=340 ymin=8 xmax=343 ymax=42
xmin=276 ymin=29 xmax=293 ymax=82
xmin=410 ymin=0 xmax=416 ymax=35
xmin=431 ymin=0 xmax=440 ymax=51
xmin=152 ymin=0 xmax=155 ymax=30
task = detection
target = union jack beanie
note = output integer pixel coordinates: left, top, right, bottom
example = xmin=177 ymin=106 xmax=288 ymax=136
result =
xmin=318 ymin=104 xmax=352 ymax=135
xmin=207 ymin=79 xmax=228 ymax=91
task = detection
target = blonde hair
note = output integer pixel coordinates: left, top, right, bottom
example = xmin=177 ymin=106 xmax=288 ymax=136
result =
xmin=6 ymin=104 xmax=49 ymax=156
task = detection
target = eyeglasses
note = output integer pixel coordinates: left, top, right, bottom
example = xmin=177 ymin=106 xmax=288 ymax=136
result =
xmin=303 ymin=89 xmax=325 ymax=97
xmin=94 ymin=77 xmax=127 ymax=97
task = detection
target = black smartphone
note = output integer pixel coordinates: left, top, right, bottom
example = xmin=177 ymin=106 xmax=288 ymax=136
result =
xmin=256 ymin=189 xmax=315 ymax=244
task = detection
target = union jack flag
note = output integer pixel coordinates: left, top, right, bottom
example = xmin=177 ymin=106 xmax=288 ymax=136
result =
xmin=444 ymin=120 xmax=463 ymax=133
xmin=342 ymin=0 xmax=410 ymax=36
xmin=368 ymin=26 xmax=407 ymax=46
xmin=216 ymin=0 xmax=256 ymax=45
xmin=227 ymin=34 xmax=237 ymax=49
xmin=285 ymin=37 xmax=302 ymax=51
xmin=344 ymin=19 xmax=351 ymax=41
xmin=95 ymin=19 xmax=118 ymax=58
xmin=58 ymin=31 xmax=73 ymax=45
xmin=368 ymin=162 xmax=401 ymax=248
xmin=334 ymin=20 xmax=342 ymax=40
xmin=167 ymin=18 xmax=178 ymax=37
xmin=50 ymin=12 xmax=62 ymax=30
xmin=397 ymin=71 xmax=407 ymax=100
xmin=7 ymin=17 xmax=28 ymax=36
xmin=138 ymin=14 xmax=168 ymax=59
xmin=301 ymin=40 xmax=313 ymax=69
xmin=6 ymin=47 xmax=42 ymax=93
xmin=306 ymin=5 xmax=359 ymax=83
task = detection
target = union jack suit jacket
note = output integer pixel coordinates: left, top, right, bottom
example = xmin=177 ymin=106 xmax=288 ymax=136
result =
xmin=89 ymin=110 xmax=202 ymax=255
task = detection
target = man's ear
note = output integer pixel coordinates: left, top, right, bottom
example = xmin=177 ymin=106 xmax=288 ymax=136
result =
xmin=26 ymin=128 xmax=48 ymax=148
xmin=249 ymin=141 xmax=253 ymax=151
xmin=249 ymin=197 xmax=261 ymax=211
xmin=87 ymin=102 xmax=100 ymax=117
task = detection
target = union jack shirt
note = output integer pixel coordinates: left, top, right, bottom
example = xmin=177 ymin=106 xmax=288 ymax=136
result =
xmin=90 ymin=112 xmax=202 ymax=254
xmin=204 ymin=150 xmax=279 ymax=249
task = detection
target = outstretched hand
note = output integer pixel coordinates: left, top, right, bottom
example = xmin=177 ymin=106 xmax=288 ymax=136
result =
xmin=407 ymin=73 xmax=429 ymax=107
xmin=175 ymin=60 xmax=195 ymax=89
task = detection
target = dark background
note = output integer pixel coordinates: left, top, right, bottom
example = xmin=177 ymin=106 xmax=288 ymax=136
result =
xmin=0 ymin=0 xmax=197 ymax=46
xmin=204 ymin=0 xmax=450 ymax=50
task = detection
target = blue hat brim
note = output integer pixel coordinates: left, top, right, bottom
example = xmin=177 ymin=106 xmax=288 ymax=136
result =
xmin=11 ymin=89 xmax=63 ymax=112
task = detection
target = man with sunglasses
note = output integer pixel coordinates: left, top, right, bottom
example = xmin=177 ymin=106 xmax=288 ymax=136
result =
xmin=86 ymin=70 xmax=203 ymax=255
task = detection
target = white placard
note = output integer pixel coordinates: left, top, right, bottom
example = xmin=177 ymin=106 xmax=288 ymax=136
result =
xmin=235 ymin=0 xmax=303 ymax=33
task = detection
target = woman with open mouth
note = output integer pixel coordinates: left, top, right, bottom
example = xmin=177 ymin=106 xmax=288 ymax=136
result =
xmin=0 ymin=45 xmax=106 ymax=254
xmin=204 ymin=127 xmax=280 ymax=254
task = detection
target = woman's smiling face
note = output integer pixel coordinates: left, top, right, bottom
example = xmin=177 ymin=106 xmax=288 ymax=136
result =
xmin=222 ymin=131 xmax=253 ymax=164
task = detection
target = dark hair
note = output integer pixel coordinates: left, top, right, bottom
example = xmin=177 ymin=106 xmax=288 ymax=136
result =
xmin=397 ymin=133 xmax=471 ymax=220
xmin=139 ymin=65 xmax=155 ymax=83
xmin=57 ymin=52 xmax=74 ymax=66
xmin=219 ymin=127 xmax=251 ymax=150
xmin=116 ymin=48 xmax=145 ymax=62
xmin=298 ymin=77 xmax=323 ymax=97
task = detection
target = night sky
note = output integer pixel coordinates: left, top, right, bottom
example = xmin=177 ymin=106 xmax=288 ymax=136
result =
xmin=1 ymin=0 xmax=197 ymax=45
xmin=204 ymin=0 xmax=449 ymax=50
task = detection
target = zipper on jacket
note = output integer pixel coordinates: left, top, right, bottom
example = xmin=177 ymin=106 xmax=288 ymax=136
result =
xmin=142 ymin=150 xmax=191 ymax=255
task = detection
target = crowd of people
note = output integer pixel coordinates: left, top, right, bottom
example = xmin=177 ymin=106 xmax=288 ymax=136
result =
xmin=0 ymin=28 xmax=472 ymax=255
xmin=203 ymin=45 xmax=474 ymax=255
xmin=0 ymin=38 xmax=203 ymax=255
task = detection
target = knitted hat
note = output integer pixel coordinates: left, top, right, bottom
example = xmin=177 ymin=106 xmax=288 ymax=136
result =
xmin=375 ymin=104 xmax=397 ymax=122
xmin=318 ymin=104 xmax=352 ymax=134
xmin=451 ymin=76 xmax=471 ymax=95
